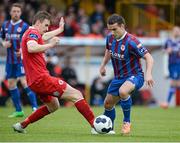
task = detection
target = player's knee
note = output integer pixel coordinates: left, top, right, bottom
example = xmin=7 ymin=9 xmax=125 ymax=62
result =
xmin=46 ymin=98 xmax=60 ymax=113
xmin=47 ymin=103 xmax=59 ymax=113
xmin=71 ymin=89 xmax=83 ymax=102
xmin=20 ymin=80 xmax=27 ymax=88
xmin=104 ymin=100 xmax=113 ymax=110
xmin=8 ymin=80 xmax=17 ymax=89
xmin=51 ymin=104 xmax=59 ymax=112
xmin=119 ymin=88 xmax=128 ymax=99
xmin=19 ymin=77 xmax=27 ymax=87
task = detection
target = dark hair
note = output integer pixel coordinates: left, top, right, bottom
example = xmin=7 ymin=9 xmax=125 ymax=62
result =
xmin=107 ymin=14 xmax=125 ymax=25
xmin=11 ymin=3 xmax=22 ymax=11
xmin=32 ymin=11 xmax=51 ymax=25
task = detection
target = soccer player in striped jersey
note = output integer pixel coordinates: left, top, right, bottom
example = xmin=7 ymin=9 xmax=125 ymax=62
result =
xmin=0 ymin=3 xmax=38 ymax=117
xmin=92 ymin=14 xmax=154 ymax=135
xmin=160 ymin=26 xmax=180 ymax=108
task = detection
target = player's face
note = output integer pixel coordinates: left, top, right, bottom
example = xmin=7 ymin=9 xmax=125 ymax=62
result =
xmin=172 ymin=26 xmax=180 ymax=38
xmin=107 ymin=23 xmax=125 ymax=39
xmin=39 ymin=19 xmax=50 ymax=34
xmin=10 ymin=6 xmax=22 ymax=22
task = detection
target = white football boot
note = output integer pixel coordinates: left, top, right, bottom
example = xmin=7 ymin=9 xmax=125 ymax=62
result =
xmin=13 ymin=123 xmax=26 ymax=133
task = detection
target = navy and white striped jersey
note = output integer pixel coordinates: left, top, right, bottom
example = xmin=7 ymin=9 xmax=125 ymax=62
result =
xmin=0 ymin=19 xmax=29 ymax=64
xmin=106 ymin=32 xmax=148 ymax=79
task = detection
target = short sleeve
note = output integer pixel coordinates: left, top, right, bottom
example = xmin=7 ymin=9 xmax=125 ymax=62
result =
xmin=129 ymin=37 xmax=148 ymax=58
xmin=27 ymin=30 xmax=40 ymax=43
xmin=106 ymin=36 xmax=109 ymax=50
xmin=106 ymin=35 xmax=113 ymax=50
xmin=164 ymin=39 xmax=172 ymax=50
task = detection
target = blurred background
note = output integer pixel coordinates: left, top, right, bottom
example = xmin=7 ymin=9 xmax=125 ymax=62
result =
xmin=0 ymin=0 xmax=180 ymax=107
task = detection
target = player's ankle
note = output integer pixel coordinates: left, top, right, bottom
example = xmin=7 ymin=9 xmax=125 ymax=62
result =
xmin=21 ymin=118 xmax=30 ymax=128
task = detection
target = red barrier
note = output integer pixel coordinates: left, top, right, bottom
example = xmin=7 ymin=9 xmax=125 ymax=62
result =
xmin=176 ymin=89 xmax=180 ymax=106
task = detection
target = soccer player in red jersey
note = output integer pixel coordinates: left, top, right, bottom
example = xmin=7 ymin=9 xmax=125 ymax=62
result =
xmin=12 ymin=11 xmax=95 ymax=133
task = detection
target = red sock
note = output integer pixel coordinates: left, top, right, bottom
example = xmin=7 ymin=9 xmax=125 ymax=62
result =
xmin=75 ymin=99 xmax=95 ymax=127
xmin=21 ymin=105 xmax=50 ymax=128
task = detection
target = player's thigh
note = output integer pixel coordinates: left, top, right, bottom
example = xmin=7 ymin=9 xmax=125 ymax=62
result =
xmin=107 ymin=78 xmax=125 ymax=96
xmin=19 ymin=76 xmax=28 ymax=88
xmin=30 ymin=75 xmax=66 ymax=97
xmin=177 ymin=80 xmax=180 ymax=87
xmin=104 ymin=94 xmax=120 ymax=109
xmin=45 ymin=97 xmax=59 ymax=113
xmin=171 ymin=79 xmax=180 ymax=87
xmin=119 ymin=81 xmax=135 ymax=97
xmin=60 ymin=84 xmax=83 ymax=103
xmin=119 ymin=74 xmax=144 ymax=98
xmin=8 ymin=78 xmax=18 ymax=88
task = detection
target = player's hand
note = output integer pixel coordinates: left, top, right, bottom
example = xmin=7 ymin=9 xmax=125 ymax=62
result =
xmin=166 ymin=47 xmax=172 ymax=54
xmin=59 ymin=17 xmax=65 ymax=33
xmin=99 ymin=65 xmax=106 ymax=76
xmin=145 ymin=73 xmax=154 ymax=88
xmin=2 ymin=41 xmax=11 ymax=48
xmin=49 ymin=37 xmax=60 ymax=47
xmin=16 ymin=51 xmax=21 ymax=57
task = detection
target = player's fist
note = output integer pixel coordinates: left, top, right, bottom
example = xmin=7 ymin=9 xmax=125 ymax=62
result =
xmin=2 ymin=41 xmax=11 ymax=48
xmin=145 ymin=73 xmax=154 ymax=88
xmin=166 ymin=47 xmax=172 ymax=54
xmin=59 ymin=17 xmax=65 ymax=33
xmin=99 ymin=65 xmax=106 ymax=76
xmin=49 ymin=37 xmax=59 ymax=47
xmin=16 ymin=51 xmax=21 ymax=57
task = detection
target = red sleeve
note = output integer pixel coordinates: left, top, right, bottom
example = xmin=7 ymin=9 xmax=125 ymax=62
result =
xmin=26 ymin=30 xmax=41 ymax=43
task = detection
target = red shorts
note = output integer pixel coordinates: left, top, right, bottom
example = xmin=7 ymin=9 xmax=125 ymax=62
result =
xmin=29 ymin=74 xmax=67 ymax=103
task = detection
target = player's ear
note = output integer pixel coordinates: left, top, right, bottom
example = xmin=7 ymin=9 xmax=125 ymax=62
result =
xmin=36 ymin=20 xmax=41 ymax=26
xmin=120 ymin=24 xmax=124 ymax=28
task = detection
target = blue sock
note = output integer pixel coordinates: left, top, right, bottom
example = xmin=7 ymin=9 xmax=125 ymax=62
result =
xmin=167 ymin=86 xmax=175 ymax=103
xmin=120 ymin=96 xmax=132 ymax=123
xmin=10 ymin=87 xmax=22 ymax=112
xmin=24 ymin=87 xmax=38 ymax=109
xmin=104 ymin=107 xmax=115 ymax=129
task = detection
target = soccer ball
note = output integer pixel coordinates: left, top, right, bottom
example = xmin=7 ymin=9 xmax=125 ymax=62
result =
xmin=93 ymin=115 xmax=112 ymax=134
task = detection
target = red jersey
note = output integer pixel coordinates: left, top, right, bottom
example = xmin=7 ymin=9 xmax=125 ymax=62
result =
xmin=21 ymin=27 xmax=49 ymax=86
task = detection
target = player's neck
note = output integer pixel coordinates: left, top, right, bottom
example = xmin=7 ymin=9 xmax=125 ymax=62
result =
xmin=116 ymin=31 xmax=127 ymax=41
xmin=32 ymin=25 xmax=39 ymax=30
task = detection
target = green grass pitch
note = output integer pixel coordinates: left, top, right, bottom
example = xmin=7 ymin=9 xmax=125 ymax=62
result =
xmin=0 ymin=106 xmax=180 ymax=142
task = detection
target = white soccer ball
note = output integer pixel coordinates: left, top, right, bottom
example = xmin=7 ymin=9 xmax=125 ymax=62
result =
xmin=93 ymin=115 xmax=112 ymax=134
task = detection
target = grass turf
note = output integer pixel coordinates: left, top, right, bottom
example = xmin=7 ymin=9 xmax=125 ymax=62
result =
xmin=0 ymin=106 xmax=180 ymax=142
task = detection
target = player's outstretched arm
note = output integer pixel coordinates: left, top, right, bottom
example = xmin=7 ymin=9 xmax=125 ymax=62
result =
xmin=42 ymin=17 xmax=64 ymax=41
xmin=144 ymin=52 xmax=154 ymax=88
xmin=99 ymin=49 xmax=111 ymax=76
xmin=27 ymin=37 xmax=59 ymax=53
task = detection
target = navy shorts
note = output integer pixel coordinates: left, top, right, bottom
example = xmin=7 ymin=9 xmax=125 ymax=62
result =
xmin=169 ymin=63 xmax=180 ymax=80
xmin=5 ymin=63 xmax=25 ymax=79
xmin=107 ymin=74 xmax=144 ymax=96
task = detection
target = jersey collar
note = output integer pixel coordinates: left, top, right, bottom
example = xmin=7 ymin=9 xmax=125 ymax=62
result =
xmin=10 ymin=19 xmax=22 ymax=25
